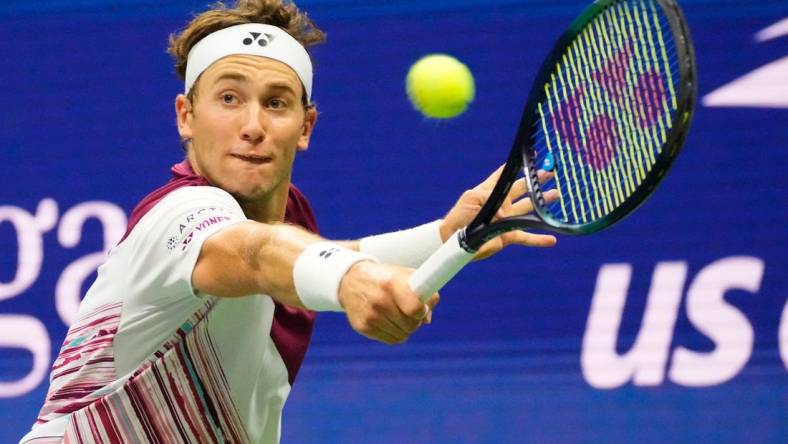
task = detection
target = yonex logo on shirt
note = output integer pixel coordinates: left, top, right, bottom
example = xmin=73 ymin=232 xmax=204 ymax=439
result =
xmin=179 ymin=216 xmax=233 ymax=251
xmin=164 ymin=207 xmax=237 ymax=253
xmin=243 ymin=32 xmax=276 ymax=47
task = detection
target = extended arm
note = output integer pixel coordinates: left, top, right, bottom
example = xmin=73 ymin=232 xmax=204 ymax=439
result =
xmin=192 ymin=220 xmax=318 ymax=304
xmin=192 ymin=221 xmax=436 ymax=344
xmin=190 ymin=165 xmax=555 ymax=344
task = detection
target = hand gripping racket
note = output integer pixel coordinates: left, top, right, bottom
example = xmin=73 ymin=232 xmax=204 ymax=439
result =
xmin=409 ymin=0 xmax=696 ymax=300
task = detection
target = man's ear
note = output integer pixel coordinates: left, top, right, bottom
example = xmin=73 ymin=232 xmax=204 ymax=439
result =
xmin=175 ymin=94 xmax=194 ymax=141
xmin=297 ymin=106 xmax=318 ymax=152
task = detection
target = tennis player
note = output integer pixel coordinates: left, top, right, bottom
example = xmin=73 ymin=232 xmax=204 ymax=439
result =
xmin=21 ymin=1 xmax=556 ymax=442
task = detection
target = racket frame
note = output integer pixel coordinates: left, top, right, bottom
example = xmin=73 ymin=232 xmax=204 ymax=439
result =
xmin=462 ymin=0 xmax=697 ymax=251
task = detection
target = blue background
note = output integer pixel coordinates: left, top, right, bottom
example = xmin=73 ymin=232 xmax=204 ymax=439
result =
xmin=1 ymin=1 xmax=786 ymax=442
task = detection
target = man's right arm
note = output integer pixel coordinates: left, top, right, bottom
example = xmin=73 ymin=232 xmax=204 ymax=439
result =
xmin=192 ymin=221 xmax=437 ymax=344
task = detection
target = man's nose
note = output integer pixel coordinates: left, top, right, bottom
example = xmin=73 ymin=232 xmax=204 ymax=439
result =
xmin=241 ymin=107 xmax=264 ymax=144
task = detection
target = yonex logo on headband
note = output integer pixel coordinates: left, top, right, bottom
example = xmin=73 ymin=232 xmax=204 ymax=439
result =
xmin=185 ymin=23 xmax=314 ymax=101
xmin=243 ymin=32 xmax=275 ymax=47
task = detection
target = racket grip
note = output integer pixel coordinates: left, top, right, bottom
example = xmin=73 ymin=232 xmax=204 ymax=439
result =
xmin=408 ymin=229 xmax=475 ymax=302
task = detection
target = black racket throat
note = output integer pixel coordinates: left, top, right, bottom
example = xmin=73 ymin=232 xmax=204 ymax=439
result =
xmin=462 ymin=132 xmax=556 ymax=252
xmin=462 ymin=214 xmax=545 ymax=252
xmin=462 ymin=152 xmax=552 ymax=252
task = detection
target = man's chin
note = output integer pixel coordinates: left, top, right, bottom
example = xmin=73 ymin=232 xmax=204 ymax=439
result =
xmin=221 ymin=176 xmax=288 ymax=204
xmin=229 ymin=189 xmax=270 ymax=204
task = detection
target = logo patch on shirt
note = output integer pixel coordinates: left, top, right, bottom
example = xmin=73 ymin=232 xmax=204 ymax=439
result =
xmin=167 ymin=236 xmax=179 ymax=251
xmin=166 ymin=207 xmax=236 ymax=252
xmin=180 ymin=216 xmax=233 ymax=251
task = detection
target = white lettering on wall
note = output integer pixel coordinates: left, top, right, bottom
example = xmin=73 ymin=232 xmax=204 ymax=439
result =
xmin=581 ymin=256 xmax=766 ymax=389
xmin=0 ymin=199 xmax=58 ymax=300
xmin=56 ymin=202 xmax=127 ymax=325
xmin=0 ymin=315 xmax=50 ymax=398
xmin=669 ymin=256 xmax=764 ymax=386
xmin=581 ymin=262 xmax=687 ymax=389
xmin=0 ymin=199 xmax=126 ymax=398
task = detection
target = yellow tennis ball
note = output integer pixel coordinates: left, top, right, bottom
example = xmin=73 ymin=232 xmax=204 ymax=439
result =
xmin=406 ymin=54 xmax=475 ymax=119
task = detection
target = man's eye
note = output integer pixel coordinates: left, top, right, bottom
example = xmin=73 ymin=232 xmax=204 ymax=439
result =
xmin=268 ymin=99 xmax=285 ymax=109
xmin=222 ymin=94 xmax=237 ymax=104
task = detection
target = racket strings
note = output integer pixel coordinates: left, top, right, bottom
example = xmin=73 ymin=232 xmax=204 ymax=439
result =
xmin=534 ymin=0 xmax=681 ymax=225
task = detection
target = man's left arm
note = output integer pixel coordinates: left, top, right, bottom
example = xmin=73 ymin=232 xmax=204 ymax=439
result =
xmin=339 ymin=165 xmax=558 ymax=263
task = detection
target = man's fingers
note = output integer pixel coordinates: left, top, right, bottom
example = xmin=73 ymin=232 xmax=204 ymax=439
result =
xmin=478 ymin=168 xmax=552 ymax=206
xmin=368 ymin=328 xmax=403 ymax=345
xmin=537 ymin=170 xmax=554 ymax=183
xmin=421 ymin=293 xmax=439 ymax=325
xmin=384 ymin=272 xmax=432 ymax=334
xmin=503 ymin=230 xmax=557 ymax=248
xmin=388 ymin=308 xmax=423 ymax=335
xmin=543 ymin=189 xmax=560 ymax=203
xmin=494 ymin=179 xmax=528 ymax=219
xmin=507 ymin=178 xmax=527 ymax=201
xmin=423 ymin=309 xmax=433 ymax=325
xmin=396 ymin=295 xmax=429 ymax=321
xmin=351 ymin=305 xmax=407 ymax=339
xmin=380 ymin=316 xmax=414 ymax=340
xmin=425 ymin=293 xmax=440 ymax=310
xmin=509 ymin=189 xmax=560 ymax=216
xmin=510 ymin=196 xmax=536 ymax=216
xmin=478 ymin=164 xmax=505 ymax=191
xmin=342 ymin=262 xmax=437 ymax=345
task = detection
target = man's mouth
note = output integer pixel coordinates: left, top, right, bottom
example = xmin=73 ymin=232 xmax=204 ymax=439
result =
xmin=232 ymin=154 xmax=273 ymax=165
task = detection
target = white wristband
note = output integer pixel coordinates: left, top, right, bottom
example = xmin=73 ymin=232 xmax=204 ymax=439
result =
xmin=359 ymin=220 xmax=444 ymax=268
xmin=293 ymin=242 xmax=377 ymax=312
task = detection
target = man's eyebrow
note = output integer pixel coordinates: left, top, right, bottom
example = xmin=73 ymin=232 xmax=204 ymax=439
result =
xmin=211 ymin=74 xmax=297 ymax=95
xmin=265 ymin=82 xmax=298 ymax=95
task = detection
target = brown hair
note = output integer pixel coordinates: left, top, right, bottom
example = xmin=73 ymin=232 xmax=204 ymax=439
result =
xmin=168 ymin=0 xmax=326 ymax=104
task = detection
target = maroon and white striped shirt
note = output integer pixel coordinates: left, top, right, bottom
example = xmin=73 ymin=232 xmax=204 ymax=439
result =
xmin=22 ymin=161 xmax=318 ymax=443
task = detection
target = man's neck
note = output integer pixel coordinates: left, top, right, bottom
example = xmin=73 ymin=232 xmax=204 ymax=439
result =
xmin=185 ymin=152 xmax=290 ymax=224
xmin=239 ymin=182 xmax=289 ymax=224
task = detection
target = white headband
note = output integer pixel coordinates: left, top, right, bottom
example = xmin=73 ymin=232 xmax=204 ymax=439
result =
xmin=185 ymin=23 xmax=313 ymax=101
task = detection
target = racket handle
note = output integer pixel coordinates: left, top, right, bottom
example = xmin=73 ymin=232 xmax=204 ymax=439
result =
xmin=408 ymin=229 xmax=475 ymax=302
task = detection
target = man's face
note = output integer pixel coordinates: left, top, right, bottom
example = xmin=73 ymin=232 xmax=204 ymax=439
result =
xmin=176 ymin=55 xmax=316 ymax=204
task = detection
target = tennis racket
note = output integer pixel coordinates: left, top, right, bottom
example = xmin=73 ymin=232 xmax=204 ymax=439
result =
xmin=409 ymin=0 xmax=696 ymax=301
